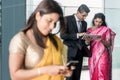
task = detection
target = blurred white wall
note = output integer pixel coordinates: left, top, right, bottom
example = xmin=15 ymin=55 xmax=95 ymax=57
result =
xmin=26 ymin=0 xmax=104 ymax=27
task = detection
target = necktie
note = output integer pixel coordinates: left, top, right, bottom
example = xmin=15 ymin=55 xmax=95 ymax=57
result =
xmin=77 ymin=21 xmax=82 ymax=32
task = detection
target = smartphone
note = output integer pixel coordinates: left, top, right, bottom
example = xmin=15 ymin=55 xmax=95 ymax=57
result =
xmin=66 ymin=60 xmax=79 ymax=68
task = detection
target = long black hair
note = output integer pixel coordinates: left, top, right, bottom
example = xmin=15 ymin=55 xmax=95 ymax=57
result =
xmin=92 ymin=13 xmax=107 ymax=26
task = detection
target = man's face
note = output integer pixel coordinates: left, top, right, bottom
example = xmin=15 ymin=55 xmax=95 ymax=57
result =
xmin=77 ymin=11 xmax=88 ymax=21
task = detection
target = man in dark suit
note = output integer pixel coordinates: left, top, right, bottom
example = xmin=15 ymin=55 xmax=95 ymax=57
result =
xmin=60 ymin=4 xmax=90 ymax=80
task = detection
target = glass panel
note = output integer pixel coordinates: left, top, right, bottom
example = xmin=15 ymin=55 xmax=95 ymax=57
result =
xmin=0 ymin=0 xmax=1 ymax=79
xmin=105 ymin=8 xmax=120 ymax=80
xmin=0 ymin=0 xmax=1 ymax=43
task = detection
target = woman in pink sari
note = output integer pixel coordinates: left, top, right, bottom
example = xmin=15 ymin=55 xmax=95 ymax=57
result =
xmin=87 ymin=13 xmax=116 ymax=80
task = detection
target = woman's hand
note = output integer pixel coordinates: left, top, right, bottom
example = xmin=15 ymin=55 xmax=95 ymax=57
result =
xmin=41 ymin=65 xmax=75 ymax=77
xmin=61 ymin=66 xmax=75 ymax=77
xmin=82 ymin=34 xmax=93 ymax=44
xmin=97 ymin=37 xmax=110 ymax=48
xmin=41 ymin=65 xmax=63 ymax=76
xmin=84 ymin=36 xmax=93 ymax=44
xmin=100 ymin=39 xmax=111 ymax=47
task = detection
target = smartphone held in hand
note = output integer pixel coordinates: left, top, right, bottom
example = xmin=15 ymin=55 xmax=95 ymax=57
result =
xmin=66 ymin=60 xmax=79 ymax=68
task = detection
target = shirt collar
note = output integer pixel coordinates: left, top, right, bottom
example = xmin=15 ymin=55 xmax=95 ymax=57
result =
xmin=74 ymin=14 xmax=80 ymax=22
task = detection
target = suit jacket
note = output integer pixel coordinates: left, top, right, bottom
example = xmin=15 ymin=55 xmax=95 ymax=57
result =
xmin=60 ymin=14 xmax=87 ymax=58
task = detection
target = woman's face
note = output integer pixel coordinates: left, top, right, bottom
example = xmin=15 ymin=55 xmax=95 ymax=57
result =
xmin=94 ymin=18 xmax=103 ymax=27
xmin=36 ymin=12 xmax=59 ymax=36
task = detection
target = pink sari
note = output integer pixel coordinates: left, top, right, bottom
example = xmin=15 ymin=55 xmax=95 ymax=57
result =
xmin=87 ymin=26 xmax=116 ymax=80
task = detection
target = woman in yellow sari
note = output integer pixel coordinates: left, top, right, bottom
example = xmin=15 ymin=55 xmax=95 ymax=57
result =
xmin=9 ymin=0 xmax=74 ymax=80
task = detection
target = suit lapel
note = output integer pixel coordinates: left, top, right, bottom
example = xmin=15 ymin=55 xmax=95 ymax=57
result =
xmin=71 ymin=15 xmax=79 ymax=32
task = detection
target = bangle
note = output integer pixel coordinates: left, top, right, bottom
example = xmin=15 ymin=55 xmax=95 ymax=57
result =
xmin=37 ymin=68 xmax=41 ymax=75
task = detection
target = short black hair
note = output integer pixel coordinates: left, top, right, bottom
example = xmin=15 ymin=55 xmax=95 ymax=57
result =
xmin=77 ymin=4 xmax=90 ymax=13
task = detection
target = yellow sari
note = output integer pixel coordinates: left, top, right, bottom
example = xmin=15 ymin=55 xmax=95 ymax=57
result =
xmin=32 ymin=36 xmax=65 ymax=80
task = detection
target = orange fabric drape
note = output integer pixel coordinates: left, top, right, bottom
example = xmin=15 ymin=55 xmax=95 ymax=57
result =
xmin=32 ymin=36 xmax=64 ymax=80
